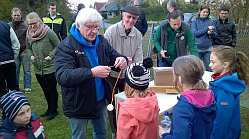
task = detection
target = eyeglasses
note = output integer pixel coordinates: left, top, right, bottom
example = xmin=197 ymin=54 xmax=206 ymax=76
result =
xmin=84 ymin=24 xmax=100 ymax=31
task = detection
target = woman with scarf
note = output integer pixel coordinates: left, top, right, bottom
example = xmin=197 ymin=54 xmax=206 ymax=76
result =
xmin=26 ymin=12 xmax=59 ymax=120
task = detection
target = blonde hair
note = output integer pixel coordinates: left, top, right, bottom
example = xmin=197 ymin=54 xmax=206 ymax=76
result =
xmin=172 ymin=55 xmax=207 ymax=90
xmin=212 ymin=46 xmax=249 ymax=85
xmin=25 ymin=12 xmax=42 ymax=24
xmin=11 ymin=7 xmax=21 ymax=15
xmin=124 ymin=84 xmax=149 ymax=98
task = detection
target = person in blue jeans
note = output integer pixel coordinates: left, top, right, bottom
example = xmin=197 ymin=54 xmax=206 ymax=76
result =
xmin=9 ymin=7 xmax=32 ymax=93
xmin=191 ymin=4 xmax=214 ymax=71
xmin=54 ymin=8 xmax=128 ymax=139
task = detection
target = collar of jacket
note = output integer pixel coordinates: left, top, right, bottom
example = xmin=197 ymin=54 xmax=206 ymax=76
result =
xmin=218 ymin=18 xmax=229 ymax=23
xmin=47 ymin=12 xmax=62 ymax=18
xmin=118 ymin=21 xmax=136 ymax=37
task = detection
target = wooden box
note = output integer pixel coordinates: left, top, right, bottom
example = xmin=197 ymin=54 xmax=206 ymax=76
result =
xmin=153 ymin=67 xmax=174 ymax=86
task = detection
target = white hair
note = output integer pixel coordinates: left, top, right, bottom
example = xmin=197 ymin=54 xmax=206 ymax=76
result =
xmin=75 ymin=8 xmax=103 ymax=28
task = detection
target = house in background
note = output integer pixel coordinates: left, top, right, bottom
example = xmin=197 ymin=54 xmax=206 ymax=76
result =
xmin=99 ymin=1 xmax=120 ymax=19
xmin=94 ymin=2 xmax=106 ymax=12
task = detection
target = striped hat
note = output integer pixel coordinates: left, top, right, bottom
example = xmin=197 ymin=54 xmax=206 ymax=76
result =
xmin=0 ymin=91 xmax=30 ymax=120
xmin=125 ymin=63 xmax=150 ymax=90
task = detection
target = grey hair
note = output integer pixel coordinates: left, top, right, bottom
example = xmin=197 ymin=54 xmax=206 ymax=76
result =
xmin=11 ymin=7 xmax=21 ymax=15
xmin=75 ymin=8 xmax=103 ymax=28
xmin=25 ymin=12 xmax=42 ymax=23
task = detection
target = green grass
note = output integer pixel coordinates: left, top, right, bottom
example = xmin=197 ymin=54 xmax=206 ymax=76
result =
xmin=19 ymin=67 xmax=112 ymax=138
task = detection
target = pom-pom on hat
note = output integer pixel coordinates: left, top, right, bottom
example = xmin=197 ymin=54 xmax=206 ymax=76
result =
xmin=125 ymin=57 xmax=153 ymax=90
xmin=0 ymin=91 xmax=30 ymax=120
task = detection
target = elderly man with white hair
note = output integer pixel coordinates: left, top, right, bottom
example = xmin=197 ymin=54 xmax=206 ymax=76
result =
xmin=54 ymin=8 xmax=128 ymax=139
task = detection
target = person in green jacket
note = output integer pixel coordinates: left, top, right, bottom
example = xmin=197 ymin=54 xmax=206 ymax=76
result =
xmin=154 ymin=10 xmax=197 ymax=67
xmin=26 ymin=12 xmax=59 ymax=120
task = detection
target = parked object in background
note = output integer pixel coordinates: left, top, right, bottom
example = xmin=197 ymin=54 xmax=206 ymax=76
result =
xmin=183 ymin=12 xmax=196 ymax=27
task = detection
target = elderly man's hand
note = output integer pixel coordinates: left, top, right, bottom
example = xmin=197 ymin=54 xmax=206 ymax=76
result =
xmin=114 ymin=57 xmax=127 ymax=70
xmin=91 ymin=66 xmax=111 ymax=78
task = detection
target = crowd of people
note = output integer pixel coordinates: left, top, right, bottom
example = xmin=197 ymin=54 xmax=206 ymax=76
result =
xmin=0 ymin=0 xmax=248 ymax=139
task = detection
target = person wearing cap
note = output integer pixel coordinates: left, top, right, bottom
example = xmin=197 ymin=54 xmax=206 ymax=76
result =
xmin=116 ymin=58 xmax=159 ymax=139
xmin=104 ymin=5 xmax=143 ymax=134
xmin=0 ymin=91 xmax=45 ymax=138
xmin=54 ymin=8 xmax=128 ymax=139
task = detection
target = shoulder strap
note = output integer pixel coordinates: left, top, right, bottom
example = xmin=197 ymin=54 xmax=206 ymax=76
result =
xmin=160 ymin=21 xmax=168 ymax=51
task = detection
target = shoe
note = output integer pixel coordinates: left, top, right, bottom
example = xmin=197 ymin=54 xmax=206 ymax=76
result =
xmin=44 ymin=112 xmax=58 ymax=120
xmin=24 ymin=88 xmax=32 ymax=93
xmin=40 ymin=111 xmax=49 ymax=117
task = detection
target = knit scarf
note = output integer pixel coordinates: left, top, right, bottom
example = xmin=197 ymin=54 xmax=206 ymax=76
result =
xmin=27 ymin=23 xmax=49 ymax=42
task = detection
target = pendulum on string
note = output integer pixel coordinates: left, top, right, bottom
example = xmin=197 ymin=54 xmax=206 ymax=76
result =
xmin=107 ymin=70 xmax=122 ymax=111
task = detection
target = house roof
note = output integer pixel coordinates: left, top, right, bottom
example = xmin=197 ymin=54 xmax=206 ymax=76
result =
xmin=94 ymin=2 xmax=106 ymax=12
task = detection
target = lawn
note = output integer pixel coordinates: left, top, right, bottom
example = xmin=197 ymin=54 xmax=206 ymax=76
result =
xmin=19 ymin=66 xmax=113 ymax=139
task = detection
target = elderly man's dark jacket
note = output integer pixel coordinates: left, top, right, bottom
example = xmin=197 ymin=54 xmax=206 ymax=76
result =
xmin=55 ymin=35 xmax=127 ymax=119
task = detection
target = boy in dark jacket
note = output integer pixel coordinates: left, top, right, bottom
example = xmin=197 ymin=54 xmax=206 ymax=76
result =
xmin=0 ymin=91 xmax=45 ymax=139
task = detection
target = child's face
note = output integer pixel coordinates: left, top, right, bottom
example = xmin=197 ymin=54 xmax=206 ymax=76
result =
xmin=209 ymin=52 xmax=225 ymax=74
xmin=13 ymin=105 xmax=31 ymax=126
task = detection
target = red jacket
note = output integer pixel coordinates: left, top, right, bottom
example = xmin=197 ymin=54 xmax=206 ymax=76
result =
xmin=116 ymin=91 xmax=159 ymax=139
xmin=0 ymin=113 xmax=45 ymax=139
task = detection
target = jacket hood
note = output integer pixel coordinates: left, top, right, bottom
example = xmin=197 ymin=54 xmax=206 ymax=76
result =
xmin=119 ymin=91 xmax=159 ymax=123
xmin=182 ymin=89 xmax=214 ymax=108
xmin=210 ymin=73 xmax=246 ymax=96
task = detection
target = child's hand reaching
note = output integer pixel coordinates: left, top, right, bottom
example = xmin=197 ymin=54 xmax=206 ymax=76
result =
xmin=159 ymin=124 xmax=171 ymax=138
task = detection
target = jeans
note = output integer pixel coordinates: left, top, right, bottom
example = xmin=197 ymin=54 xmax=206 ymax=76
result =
xmin=16 ymin=51 xmax=32 ymax=89
xmin=198 ymin=51 xmax=211 ymax=71
xmin=69 ymin=101 xmax=107 ymax=139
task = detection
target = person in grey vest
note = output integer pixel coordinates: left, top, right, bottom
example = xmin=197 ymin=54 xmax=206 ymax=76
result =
xmin=9 ymin=7 xmax=32 ymax=93
xmin=0 ymin=20 xmax=20 ymax=96
xmin=153 ymin=10 xmax=197 ymax=67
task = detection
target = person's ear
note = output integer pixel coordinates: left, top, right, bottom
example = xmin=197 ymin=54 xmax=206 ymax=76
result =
xmin=223 ymin=62 xmax=230 ymax=69
xmin=178 ymin=76 xmax=182 ymax=86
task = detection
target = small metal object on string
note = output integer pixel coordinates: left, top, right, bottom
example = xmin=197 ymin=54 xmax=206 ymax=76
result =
xmin=107 ymin=70 xmax=123 ymax=111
